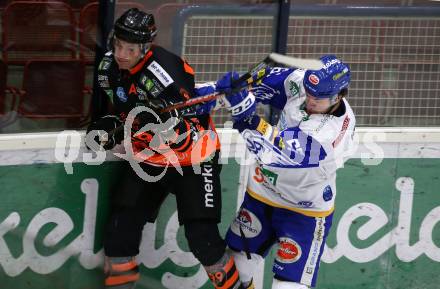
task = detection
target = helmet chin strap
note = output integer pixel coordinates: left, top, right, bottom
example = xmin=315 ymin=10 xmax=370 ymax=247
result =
xmin=140 ymin=42 xmax=152 ymax=55
xmin=134 ymin=43 xmax=152 ymax=63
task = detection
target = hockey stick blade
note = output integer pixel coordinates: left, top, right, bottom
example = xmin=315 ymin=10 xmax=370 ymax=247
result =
xmin=268 ymin=53 xmax=323 ymax=70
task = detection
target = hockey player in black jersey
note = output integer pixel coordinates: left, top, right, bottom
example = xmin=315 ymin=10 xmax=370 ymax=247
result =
xmin=87 ymin=8 xmax=246 ymax=289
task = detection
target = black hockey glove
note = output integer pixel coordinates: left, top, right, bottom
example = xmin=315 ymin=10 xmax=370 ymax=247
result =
xmin=86 ymin=115 xmax=123 ymax=151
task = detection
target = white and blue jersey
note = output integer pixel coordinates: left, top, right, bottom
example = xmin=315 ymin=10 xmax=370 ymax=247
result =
xmin=239 ymin=67 xmax=356 ymax=217
xmin=224 ymin=66 xmax=356 ymax=287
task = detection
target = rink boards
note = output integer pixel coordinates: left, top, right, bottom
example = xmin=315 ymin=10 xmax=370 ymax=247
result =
xmin=0 ymin=128 xmax=439 ymax=289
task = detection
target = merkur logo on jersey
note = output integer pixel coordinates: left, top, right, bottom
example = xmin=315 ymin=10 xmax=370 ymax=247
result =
xmin=202 ymin=164 xmax=214 ymax=208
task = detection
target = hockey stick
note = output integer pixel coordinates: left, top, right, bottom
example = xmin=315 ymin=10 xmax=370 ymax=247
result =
xmin=98 ymin=53 xmax=322 ymax=143
xmin=160 ymin=53 xmax=323 ymax=113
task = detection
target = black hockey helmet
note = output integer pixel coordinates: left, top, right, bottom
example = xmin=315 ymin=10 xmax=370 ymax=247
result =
xmin=114 ymin=8 xmax=157 ymax=44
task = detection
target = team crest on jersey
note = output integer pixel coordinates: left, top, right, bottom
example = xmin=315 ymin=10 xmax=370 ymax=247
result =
xmin=116 ymin=87 xmax=127 ymax=102
xmin=230 ymin=208 xmax=261 ymax=238
xmin=322 ymin=185 xmax=333 ymax=201
xmin=276 ymin=237 xmax=302 ymax=263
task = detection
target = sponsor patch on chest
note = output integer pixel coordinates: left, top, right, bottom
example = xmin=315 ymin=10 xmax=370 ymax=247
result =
xmin=147 ymin=61 xmax=174 ymax=87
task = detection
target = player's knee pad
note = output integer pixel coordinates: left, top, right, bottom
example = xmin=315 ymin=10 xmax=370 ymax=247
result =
xmin=271 ymin=278 xmax=309 ymax=289
xmin=104 ymin=256 xmax=140 ymax=289
xmin=204 ymin=251 xmax=241 ymax=289
xmin=231 ymin=250 xmax=263 ymax=285
xmin=184 ymin=221 xmax=226 ymax=265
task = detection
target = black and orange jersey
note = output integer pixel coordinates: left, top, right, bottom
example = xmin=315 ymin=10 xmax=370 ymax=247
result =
xmin=98 ymin=45 xmax=219 ymax=166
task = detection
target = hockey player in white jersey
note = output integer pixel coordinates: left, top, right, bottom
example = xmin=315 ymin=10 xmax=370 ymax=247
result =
xmin=194 ymin=55 xmax=356 ymax=289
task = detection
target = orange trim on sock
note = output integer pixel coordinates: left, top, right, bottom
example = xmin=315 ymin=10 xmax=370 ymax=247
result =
xmin=105 ymin=273 xmax=140 ymax=286
xmin=110 ymin=260 xmax=138 ymax=272
xmin=223 ymin=256 xmax=235 ymax=273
